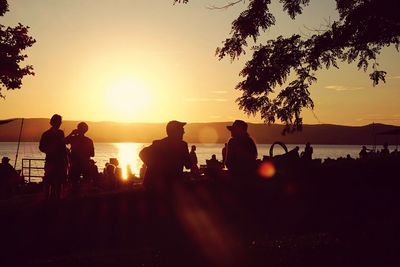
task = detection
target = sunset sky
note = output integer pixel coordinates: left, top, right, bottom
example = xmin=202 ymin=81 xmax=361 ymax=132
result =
xmin=1 ymin=0 xmax=399 ymax=126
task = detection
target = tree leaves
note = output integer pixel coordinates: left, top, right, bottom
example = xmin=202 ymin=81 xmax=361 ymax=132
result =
xmin=177 ymin=0 xmax=400 ymax=132
xmin=0 ymin=1 xmax=35 ymax=98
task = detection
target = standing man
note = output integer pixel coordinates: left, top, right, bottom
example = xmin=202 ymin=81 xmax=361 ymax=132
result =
xmin=303 ymin=142 xmax=313 ymax=161
xmin=225 ymin=120 xmax=258 ymax=184
xmin=139 ymin=120 xmax=191 ymax=195
xmin=39 ymin=114 xmax=68 ymax=199
xmin=189 ymin=145 xmax=200 ymax=177
xmin=65 ymin=122 xmax=95 ymax=191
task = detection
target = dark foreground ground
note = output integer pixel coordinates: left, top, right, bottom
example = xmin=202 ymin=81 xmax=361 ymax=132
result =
xmin=1 ymin=159 xmax=400 ymax=267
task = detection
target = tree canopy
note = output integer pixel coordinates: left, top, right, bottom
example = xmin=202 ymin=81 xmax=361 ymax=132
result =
xmin=0 ymin=0 xmax=35 ymax=98
xmin=175 ymin=0 xmax=400 ymax=132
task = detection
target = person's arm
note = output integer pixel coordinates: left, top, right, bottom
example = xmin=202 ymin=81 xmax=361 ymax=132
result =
xmin=65 ymin=129 xmax=78 ymax=144
xmin=39 ymin=133 xmax=47 ymax=153
xmin=251 ymin=139 xmax=258 ymax=160
xmin=225 ymin=140 xmax=234 ymax=169
xmin=183 ymin=143 xmax=191 ymax=170
xmin=90 ymin=140 xmax=95 ymax=157
xmin=139 ymin=144 xmax=154 ymax=166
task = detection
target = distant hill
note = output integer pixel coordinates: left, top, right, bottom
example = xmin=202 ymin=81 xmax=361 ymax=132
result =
xmin=0 ymin=118 xmax=399 ymax=145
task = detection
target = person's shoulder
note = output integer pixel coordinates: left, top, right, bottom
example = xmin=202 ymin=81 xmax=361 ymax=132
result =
xmin=41 ymin=128 xmax=51 ymax=135
xmin=152 ymin=138 xmax=164 ymax=145
xmin=150 ymin=139 xmax=165 ymax=148
xmin=83 ymin=135 xmax=93 ymax=142
xmin=180 ymin=140 xmax=188 ymax=146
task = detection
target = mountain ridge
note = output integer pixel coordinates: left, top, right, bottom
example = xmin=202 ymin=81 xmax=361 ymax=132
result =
xmin=0 ymin=118 xmax=399 ymax=145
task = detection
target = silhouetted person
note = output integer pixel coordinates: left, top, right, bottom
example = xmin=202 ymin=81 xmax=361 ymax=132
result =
xmin=206 ymin=154 xmax=222 ymax=169
xmin=88 ymin=159 xmax=100 ymax=183
xmin=104 ymin=162 xmax=117 ymax=188
xmin=139 ymin=163 xmax=147 ymax=179
xmin=381 ymin=143 xmax=390 ymax=157
xmin=109 ymin=158 xmax=123 ymax=181
xmin=0 ymin=156 xmax=19 ymax=197
xmin=289 ymin=146 xmax=300 ymax=159
xmin=206 ymin=154 xmax=223 ymax=179
xmin=139 ymin=120 xmax=191 ymax=194
xmin=359 ymin=146 xmax=369 ymax=159
xmin=39 ymin=114 xmax=68 ymax=199
xmin=65 ymin=122 xmax=95 ymax=192
xmin=303 ymin=142 xmax=313 ymax=161
xmin=189 ymin=145 xmax=200 ymax=177
xmin=225 ymin=120 xmax=258 ymax=184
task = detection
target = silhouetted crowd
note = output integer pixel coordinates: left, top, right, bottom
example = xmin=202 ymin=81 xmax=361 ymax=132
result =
xmin=1 ymin=114 xmax=399 ymax=199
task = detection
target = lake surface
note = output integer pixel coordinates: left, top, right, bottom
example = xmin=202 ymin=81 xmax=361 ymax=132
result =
xmin=0 ymin=142 xmax=396 ymax=179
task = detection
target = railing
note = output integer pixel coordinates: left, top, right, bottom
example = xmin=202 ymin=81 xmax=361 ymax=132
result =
xmin=21 ymin=158 xmax=45 ymax=183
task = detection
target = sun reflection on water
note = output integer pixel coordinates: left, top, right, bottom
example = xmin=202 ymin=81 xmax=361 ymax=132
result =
xmin=114 ymin=143 xmax=144 ymax=179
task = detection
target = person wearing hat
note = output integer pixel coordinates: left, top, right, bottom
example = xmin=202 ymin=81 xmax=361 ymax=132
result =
xmin=39 ymin=114 xmax=68 ymax=199
xmin=139 ymin=120 xmax=191 ymax=194
xmin=225 ymin=120 xmax=258 ymax=184
xmin=65 ymin=122 xmax=95 ymax=190
xmin=0 ymin=156 xmax=19 ymax=197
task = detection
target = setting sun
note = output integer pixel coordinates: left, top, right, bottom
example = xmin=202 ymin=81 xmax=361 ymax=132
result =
xmin=105 ymin=77 xmax=151 ymax=122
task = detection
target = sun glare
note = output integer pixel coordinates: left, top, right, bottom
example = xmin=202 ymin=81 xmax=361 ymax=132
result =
xmin=106 ymin=77 xmax=151 ymax=122
xmin=115 ymin=143 xmax=144 ymax=180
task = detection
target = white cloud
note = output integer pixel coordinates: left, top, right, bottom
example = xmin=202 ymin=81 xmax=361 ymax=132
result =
xmin=184 ymin=98 xmax=228 ymax=102
xmin=211 ymin=90 xmax=228 ymax=94
xmin=184 ymin=98 xmax=210 ymax=102
xmin=325 ymin=85 xmax=364 ymax=91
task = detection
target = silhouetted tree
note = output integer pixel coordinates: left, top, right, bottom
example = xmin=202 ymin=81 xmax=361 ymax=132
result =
xmin=0 ymin=0 xmax=35 ymax=98
xmin=174 ymin=0 xmax=400 ymax=133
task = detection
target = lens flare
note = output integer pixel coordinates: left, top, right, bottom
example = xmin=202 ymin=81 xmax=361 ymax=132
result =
xmin=258 ymin=161 xmax=276 ymax=179
xmin=198 ymin=126 xmax=219 ymax=144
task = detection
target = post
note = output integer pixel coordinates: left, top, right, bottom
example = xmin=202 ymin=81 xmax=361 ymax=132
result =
xmin=14 ymin=118 xmax=24 ymax=169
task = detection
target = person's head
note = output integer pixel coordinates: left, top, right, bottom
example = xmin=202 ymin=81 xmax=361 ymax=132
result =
xmin=362 ymin=146 xmax=367 ymax=150
xmin=211 ymin=154 xmax=217 ymax=160
xmin=77 ymin=122 xmax=89 ymax=135
xmin=191 ymin=145 xmax=196 ymax=152
xmin=166 ymin=120 xmax=186 ymax=140
xmin=50 ymin=114 xmax=62 ymax=129
xmin=306 ymin=142 xmax=311 ymax=147
xmin=110 ymin=158 xmax=119 ymax=167
xmin=1 ymin=156 xmax=10 ymax=164
xmin=226 ymin=120 xmax=248 ymax=137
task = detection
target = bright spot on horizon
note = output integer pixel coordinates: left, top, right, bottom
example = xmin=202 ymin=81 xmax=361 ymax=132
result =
xmin=115 ymin=143 xmax=143 ymax=180
xmin=198 ymin=127 xmax=219 ymax=144
xmin=106 ymin=77 xmax=151 ymax=122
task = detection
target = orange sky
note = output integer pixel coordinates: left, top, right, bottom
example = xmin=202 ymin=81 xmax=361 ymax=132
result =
xmin=0 ymin=0 xmax=399 ymax=126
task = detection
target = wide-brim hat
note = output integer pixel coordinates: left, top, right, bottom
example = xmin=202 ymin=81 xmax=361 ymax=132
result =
xmin=2 ymin=156 xmax=10 ymax=162
xmin=227 ymin=120 xmax=248 ymax=131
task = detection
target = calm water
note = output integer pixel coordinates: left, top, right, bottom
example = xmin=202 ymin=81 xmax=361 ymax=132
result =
xmin=0 ymin=142 xmax=396 ymax=178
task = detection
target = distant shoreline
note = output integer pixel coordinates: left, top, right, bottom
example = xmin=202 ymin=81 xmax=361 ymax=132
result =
xmin=0 ymin=119 xmax=399 ymax=145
